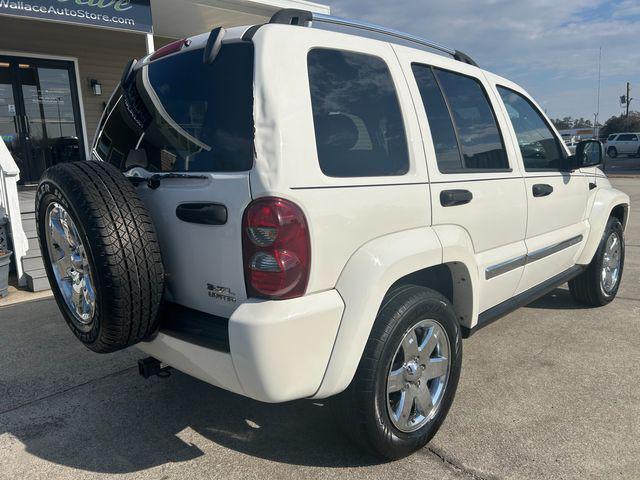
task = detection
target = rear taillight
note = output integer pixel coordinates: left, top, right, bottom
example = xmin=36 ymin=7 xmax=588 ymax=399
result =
xmin=242 ymin=197 xmax=310 ymax=300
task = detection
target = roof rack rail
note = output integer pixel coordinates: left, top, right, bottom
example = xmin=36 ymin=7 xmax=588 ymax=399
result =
xmin=269 ymin=9 xmax=479 ymax=68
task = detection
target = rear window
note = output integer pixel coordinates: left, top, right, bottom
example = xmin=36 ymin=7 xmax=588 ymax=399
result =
xmin=93 ymin=43 xmax=254 ymax=172
xmin=308 ymin=48 xmax=409 ymax=178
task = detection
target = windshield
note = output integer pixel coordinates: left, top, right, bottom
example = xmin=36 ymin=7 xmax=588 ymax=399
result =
xmin=93 ymin=42 xmax=254 ymax=173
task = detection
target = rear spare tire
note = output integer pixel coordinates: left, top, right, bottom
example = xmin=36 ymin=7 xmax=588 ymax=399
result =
xmin=36 ymin=161 xmax=164 ymax=353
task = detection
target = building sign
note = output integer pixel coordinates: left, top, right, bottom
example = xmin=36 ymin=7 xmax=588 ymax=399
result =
xmin=0 ymin=0 xmax=152 ymax=33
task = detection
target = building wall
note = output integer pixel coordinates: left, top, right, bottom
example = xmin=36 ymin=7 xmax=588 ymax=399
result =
xmin=0 ymin=16 xmax=165 ymax=151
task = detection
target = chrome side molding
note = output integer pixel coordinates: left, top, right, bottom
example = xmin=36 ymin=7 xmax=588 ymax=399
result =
xmin=485 ymin=255 xmax=527 ymax=280
xmin=485 ymin=235 xmax=584 ymax=280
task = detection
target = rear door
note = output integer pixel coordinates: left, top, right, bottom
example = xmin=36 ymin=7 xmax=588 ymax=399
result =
xmin=93 ymin=41 xmax=255 ymax=317
xmin=395 ymin=46 xmax=528 ymax=313
xmin=491 ymin=80 xmax=588 ymax=293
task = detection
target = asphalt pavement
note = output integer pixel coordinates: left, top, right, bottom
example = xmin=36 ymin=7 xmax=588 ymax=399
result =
xmin=0 ymin=178 xmax=638 ymax=480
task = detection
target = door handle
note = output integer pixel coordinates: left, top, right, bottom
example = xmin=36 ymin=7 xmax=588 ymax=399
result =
xmin=176 ymin=202 xmax=227 ymax=225
xmin=440 ymin=189 xmax=473 ymax=207
xmin=532 ymin=184 xmax=553 ymax=197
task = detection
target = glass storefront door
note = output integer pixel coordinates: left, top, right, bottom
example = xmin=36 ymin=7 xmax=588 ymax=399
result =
xmin=0 ymin=56 xmax=85 ymax=184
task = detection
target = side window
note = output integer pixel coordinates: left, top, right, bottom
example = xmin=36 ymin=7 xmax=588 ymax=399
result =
xmin=412 ymin=64 xmax=509 ymax=172
xmin=411 ymin=65 xmax=463 ymax=171
xmin=607 ymin=134 xmax=617 ymax=141
xmin=618 ymin=134 xmax=636 ymax=141
xmin=308 ymin=49 xmax=409 ymax=177
xmin=497 ymin=86 xmax=564 ymax=171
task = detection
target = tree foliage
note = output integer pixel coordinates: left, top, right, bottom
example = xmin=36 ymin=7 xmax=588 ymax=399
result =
xmin=551 ymin=117 xmax=594 ymax=130
xmin=599 ymin=111 xmax=640 ymax=138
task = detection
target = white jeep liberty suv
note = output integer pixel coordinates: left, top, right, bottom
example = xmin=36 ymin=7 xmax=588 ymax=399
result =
xmin=36 ymin=10 xmax=630 ymax=460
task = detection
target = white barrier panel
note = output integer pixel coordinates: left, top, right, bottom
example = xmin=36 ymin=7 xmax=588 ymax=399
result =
xmin=0 ymin=141 xmax=28 ymax=286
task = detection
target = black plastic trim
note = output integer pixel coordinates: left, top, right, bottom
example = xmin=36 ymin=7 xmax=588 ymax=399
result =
xmin=453 ymin=50 xmax=479 ymax=67
xmin=270 ymin=8 xmax=313 ymax=25
xmin=463 ymin=265 xmax=586 ymax=337
xmin=242 ymin=24 xmax=263 ymax=41
xmin=157 ymin=302 xmax=230 ymax=352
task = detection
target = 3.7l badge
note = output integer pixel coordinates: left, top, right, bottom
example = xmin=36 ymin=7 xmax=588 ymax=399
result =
xmin=207 ymin=284 xmax=237 ymax=303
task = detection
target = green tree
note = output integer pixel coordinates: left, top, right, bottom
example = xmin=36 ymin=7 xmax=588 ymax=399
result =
xmin=552 ymin=117 xmax=574 ymax=130
xmin=600 ymin=112 xmax=640 ymax=138
xmin=573 ymin=118 xmax=592 ymax=128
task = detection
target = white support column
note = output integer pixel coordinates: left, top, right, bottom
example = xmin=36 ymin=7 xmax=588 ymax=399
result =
xmin=0 ymin=141 xmax=28 ymax=286
xmin=145 ymin=33 xmax=155 ymax=54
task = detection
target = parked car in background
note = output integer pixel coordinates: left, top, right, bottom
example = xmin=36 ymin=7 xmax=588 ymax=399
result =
xmin=605 ymin=133 xmax=640 ymax=158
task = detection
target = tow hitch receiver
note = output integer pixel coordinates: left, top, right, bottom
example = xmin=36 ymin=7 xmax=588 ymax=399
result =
xmin=138 ymin=357 xmax=172 ymax=379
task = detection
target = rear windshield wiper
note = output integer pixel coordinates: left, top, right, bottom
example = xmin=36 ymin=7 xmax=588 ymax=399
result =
xmin=129 ymin=173 xmax=208 ymax=190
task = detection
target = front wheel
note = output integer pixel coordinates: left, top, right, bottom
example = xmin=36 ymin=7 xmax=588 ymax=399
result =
xmin=333 ymin=285 xmax=462 ymax=460
xmin=607 ymin=146 xmax=618 ymax=158
xmin=569 ymin=217 xmax=624 ymax=306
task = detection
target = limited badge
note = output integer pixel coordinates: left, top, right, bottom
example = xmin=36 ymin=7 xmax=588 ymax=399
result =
xmin=207 ymin=284 xmax=237 ymax=303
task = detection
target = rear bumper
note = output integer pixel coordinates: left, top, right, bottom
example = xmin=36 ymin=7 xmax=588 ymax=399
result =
xmin=137 ymin=289 xmax=345 ymax=403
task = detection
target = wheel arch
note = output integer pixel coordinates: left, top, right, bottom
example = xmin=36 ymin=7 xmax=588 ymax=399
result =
xmin=312 ymin=226 xmax=478 ymax=399
xmin=610 ymin=203 xmax=629 ymax=230
xmin=577 ymin=187 xmax=630 ymax=265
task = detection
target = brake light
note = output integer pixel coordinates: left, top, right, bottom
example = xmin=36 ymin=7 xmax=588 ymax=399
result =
xmin=242 ymin=197 xmax=310 ymax=300
xmin=150 ymin=38 xmax=189 ymax=61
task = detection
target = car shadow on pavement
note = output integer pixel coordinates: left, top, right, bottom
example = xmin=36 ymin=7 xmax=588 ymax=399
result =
xmin=525 ymin=287 xmax=590 ymax=310
xmin=2 ymin=369 xmax=382 ymax=474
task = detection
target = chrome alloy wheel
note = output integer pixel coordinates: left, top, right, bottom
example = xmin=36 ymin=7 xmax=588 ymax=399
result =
xmin=45 ymin=202 xmax=96 ymax=329
xmin=601 ymin=231 xmax=622 ymax=294
xmin=386 ymin=319 xmax=451 ymax=433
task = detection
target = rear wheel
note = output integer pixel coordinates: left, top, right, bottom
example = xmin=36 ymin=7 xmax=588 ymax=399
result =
xmin=37 ymin=161 xmax=165 ymax=353
xmin=333 ymin=285 xmax=462 ymax=460
xmin=607 ymin=146 xmax=618 ymax=158
xmin=569 ymin=217 xmax=624 ymax=306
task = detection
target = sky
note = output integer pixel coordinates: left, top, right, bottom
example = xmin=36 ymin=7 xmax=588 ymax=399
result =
xmin=330 ymin=0 xmax=640 ymax=124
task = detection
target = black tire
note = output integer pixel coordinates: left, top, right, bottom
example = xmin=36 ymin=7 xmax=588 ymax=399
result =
xmin=569 ymin=217 xmax=624 ymax=306
xmin=36 ymin=161 xmax=164 ymax=353
xmin=333 ymin=285 xmax=462 ymax=460
xmin=607 ymin=146 xmax=617 ymax=158
xmin=636 ymin=147 xmax=640 ymax=158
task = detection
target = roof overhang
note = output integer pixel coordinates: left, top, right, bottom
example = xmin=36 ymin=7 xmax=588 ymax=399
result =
xmin=151 ymin=0 xmax=330 ymax=39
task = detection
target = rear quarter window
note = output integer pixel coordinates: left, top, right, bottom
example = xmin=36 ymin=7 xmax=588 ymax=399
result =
xmin=307 ymin=48 xmax=410 ymax=178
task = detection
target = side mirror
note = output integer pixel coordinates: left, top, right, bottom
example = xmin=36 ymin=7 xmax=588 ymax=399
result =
xmin=571 ymin=139 xmax=603 ymax=169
